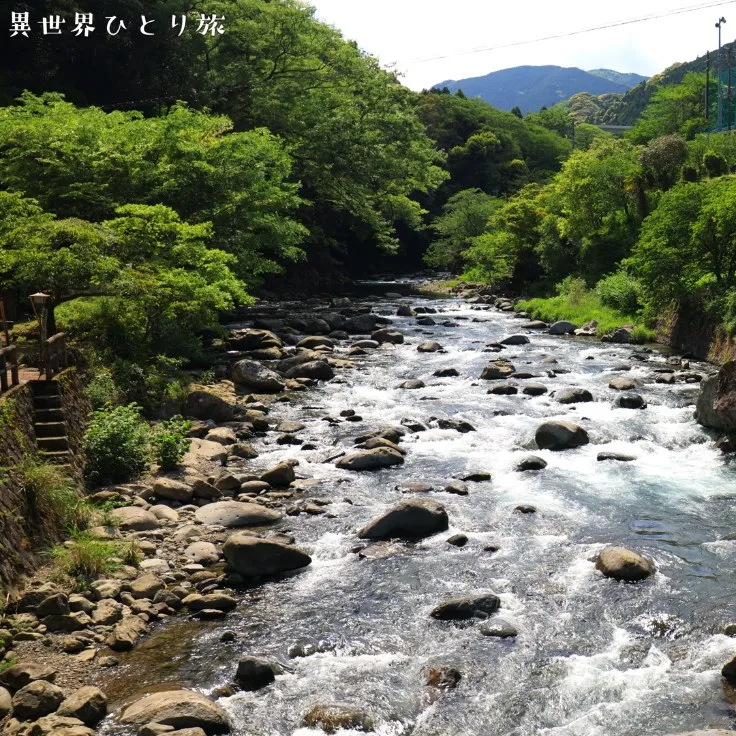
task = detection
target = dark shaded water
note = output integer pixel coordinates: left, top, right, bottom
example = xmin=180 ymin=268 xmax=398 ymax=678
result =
xmin=105 ymin=292 xmax=736 ymax=735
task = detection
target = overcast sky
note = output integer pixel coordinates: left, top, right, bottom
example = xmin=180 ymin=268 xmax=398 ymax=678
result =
xmin=307 ymin=0 xmax=735 ymax=89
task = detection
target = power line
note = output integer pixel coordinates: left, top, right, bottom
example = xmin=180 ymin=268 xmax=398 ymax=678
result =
xmin=406 ymin=0 xmax=736 ymax=65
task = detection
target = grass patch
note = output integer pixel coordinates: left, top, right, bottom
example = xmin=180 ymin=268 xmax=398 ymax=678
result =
xmin=50 ymin=534 xmax=140 ymax=590
xmin=0 ymin=658 xmax=17 ymax=675
xmin=518 ymin=280 xmax=657 ymax=344
xmin=12 ymin=457 xmax=90 ymax=534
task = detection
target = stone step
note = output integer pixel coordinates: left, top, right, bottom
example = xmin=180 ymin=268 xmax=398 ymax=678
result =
xmin=32 ymin=395 xmax=62 ymax=410
xmin=38 ymin=450 xmax=71 ymax=465
xmin=36 ymin=436 xmax=69 ymax=452
xmin=30 ymin=380 xmax=61 ymax=397
xmin=34 ymin=407 xmax=64 ymax=422
xmin=34 ymin=421 xmax=67 ymax=438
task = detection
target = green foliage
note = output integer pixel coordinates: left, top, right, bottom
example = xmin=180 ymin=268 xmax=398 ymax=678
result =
xmin=83 ymin=404 xmax=150 ymax=487
xmin=85 ymin=368 xmax=122 ymax=410
xmin=50 ymin=533 xmax=140 ymax=586
xmin=150 ymin=416 xmax=192 ymax=472
xmin=12 ymin=457 xmax=88 ymax=534
xmin=640 ymin=135 xmax=688 ymax=191
xmin=703 ymin=151 xmax=729 ymax=178
xmin=424 ymin=189 xmax=500 ymax=270
xmin=629 ymin=73 xmax=708 ymax=143
xmin=595 ymin=271 xmax=643 ymax=314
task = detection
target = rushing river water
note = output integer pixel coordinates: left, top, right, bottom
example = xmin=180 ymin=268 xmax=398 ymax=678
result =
xmin=107 ymin=289 xmax=736 ymax=736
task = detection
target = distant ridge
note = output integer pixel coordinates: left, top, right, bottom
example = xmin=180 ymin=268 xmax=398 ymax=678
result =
xmin=434 ymin=65 xmax=648 ymax=114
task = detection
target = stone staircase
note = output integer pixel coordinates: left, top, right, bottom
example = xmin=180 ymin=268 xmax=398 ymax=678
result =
xmin=30 ymin=380 xmax=72 ymax=470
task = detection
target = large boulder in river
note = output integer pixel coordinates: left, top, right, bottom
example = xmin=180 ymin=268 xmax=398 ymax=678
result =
xmin=229 ymin=329 xmax=282 ymax=351
xmin=371 ymin=328 xmax=404 ymax=344
xmin=345 ymin=314 xmax=379 ymax=334
xmin=303 ymin=704 xmax=374 ymax=733
xmin=285 ymin=360 xmax=334 ymax=381
xmin=557 ymin=388 xmax=593 ymax=405
xmin=57 ymin=686 xmax=107 ymax=726
xmin=549 ymin=321 xmax=578 ymax=335
xmin=232 ymin=360 xmax=285 ymax=393
xmin=260 ymin=461 xmax=296 ymax=487
xmin=500 ymin=334 xmax=530 ymax=346
xmin=535 ymin=421 xmax=589 ymax=451
xmin=223 ymin=534 xmax=311 ymax=577
xmin=722 ymin=655 xmax=736 ymax=687
xmin=430 ymin=593 xmax=501 ymax=621
xmin=595 ymin=546 xmax=655 ymax=582
xmin=480 ymin=361 xmax=516 ymax=380
xmin=121 ymin=690 xmax=230 ymax=734
xmin=337 ymin=448 xmax=404 ymax=471
xmin=696 ymin=362 xmax=736 ymax=431
xmin=194 ymin=501 xmax=282 ymax=528
xmin=359 ymin=498 xmax=448 ymax=540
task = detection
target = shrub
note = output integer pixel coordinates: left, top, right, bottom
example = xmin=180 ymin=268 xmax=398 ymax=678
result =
xmin=86 ymin=367 xmax=121 ymax=409
xmin=83 ymin=403 xmax=150 ymax=487
xmin=150 ymin=416 xmax=192 ymax=471
xmin=13 ymin=457 xmax=88 ymax=533
xmin=595 ymin=271 xmax=642 ymax=315
xmin=703 ymin=150 xmax=729 ymax=178
xmin=51 ymin=534 xmax=118 ymax=583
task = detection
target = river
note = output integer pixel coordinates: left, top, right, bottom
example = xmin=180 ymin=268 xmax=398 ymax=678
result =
xmin=104 ymin=286 xmax=736 ymax=735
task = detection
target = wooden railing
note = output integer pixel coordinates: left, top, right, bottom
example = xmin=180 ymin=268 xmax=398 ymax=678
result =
xmin=43 ymin=332 xmax=68 ymax=380
xmin=0 ymin=345 xmax=19 ymax=395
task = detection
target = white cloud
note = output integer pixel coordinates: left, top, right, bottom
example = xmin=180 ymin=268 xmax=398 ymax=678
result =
xmin=307 ymin=0 xmax=734 ymax=90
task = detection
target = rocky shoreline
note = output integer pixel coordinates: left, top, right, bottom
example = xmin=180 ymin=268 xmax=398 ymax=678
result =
xmin=2 ymin=281 xmax=736 ymax=736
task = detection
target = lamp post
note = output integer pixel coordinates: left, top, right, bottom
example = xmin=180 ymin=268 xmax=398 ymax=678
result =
xmin=29 ymin=292 xmax=50 ymax=377
xmin=717 ymin=17 xmax=727 ymax=129
xmin=0 ymin=298 xmax=9 ymax=348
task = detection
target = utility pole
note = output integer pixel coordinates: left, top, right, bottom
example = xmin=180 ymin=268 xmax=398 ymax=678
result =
xmin=706 ymin=51 xmax=711 ymax=126
xmin=717 ymin=18 xmax=727 ymax=129
xmin=571 ymin=118 xmax=575 ymax=150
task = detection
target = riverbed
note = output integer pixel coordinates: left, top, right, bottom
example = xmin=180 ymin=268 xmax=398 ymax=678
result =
xmin=105 ymin=288 xmax=736 ymax=735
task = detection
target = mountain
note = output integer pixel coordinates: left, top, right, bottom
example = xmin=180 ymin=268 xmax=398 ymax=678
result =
xmin=434 ymin=65 xmax=647 ymax=114
xmin=567 ymin=43 xmax=736 ymax=126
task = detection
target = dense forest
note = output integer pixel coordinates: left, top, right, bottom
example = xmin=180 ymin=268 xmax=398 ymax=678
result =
xmin=2 ymin=0 xmax=736 ymax=405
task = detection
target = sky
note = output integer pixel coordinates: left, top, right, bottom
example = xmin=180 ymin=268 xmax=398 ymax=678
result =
xmin=307 ymin=0 xmax=736 ymax=89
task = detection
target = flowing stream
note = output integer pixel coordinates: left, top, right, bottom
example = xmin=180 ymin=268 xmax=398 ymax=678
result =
xmin=105 ymin=287 xmax=736 ymax=736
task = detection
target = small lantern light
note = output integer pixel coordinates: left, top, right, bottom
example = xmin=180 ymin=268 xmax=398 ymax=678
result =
xmin=29 ymin=292 xmax=50 ymax=321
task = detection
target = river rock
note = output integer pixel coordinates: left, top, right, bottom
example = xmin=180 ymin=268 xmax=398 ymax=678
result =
xmin=120 ymin=690 xmax=230 ymax=734
xmin=480 ymin=361 xmax=515 ymax=380
xmin=260 ymin=462 xmax=296 ymax=487
xmin=234 ymin=657 xmax=278 ymax=691
xmin=204 ymin=427 xmax=237 ymax=446
xmin=182 ymin=390 xmax=235 ymax=423
xmin=723 ymin=654 xmax=736 ymax=687
xmin=12 ymin=681 xmax=65 ymax=720
xmin=194 ymin=501 xmax=282 ymax=528
xmin=56 ymin=687 xmax=107 ymax=727
xmin=615 ymin=393 xmax=647 ymax=409
xmin=444 ymin=481 xmax=469 ymax=496
xmin=479 ymin=620 xmax=518 ymax=638
xmin=230 ymin=443 xmax=259 ymax=460
xmin=191 ymin=479 xmax=222 ymax=500
xmin=371 ymin=328 xmax=404 ymax=344
xmin=336 ymin=448 xmax=404 ymax=471
xmin=222 ymin=535 xmax=311 ymax=577
xmin=345 ymin=314 xmax=378 ymax=334
xmin=232 ymin=360 xmax=285 ymax=393
xmin=557 ymin=388 xmax=593 ymax=404
xmin=130 ymin=573 xmax=165 ymax=600
xmin=595 ymin=546 xmax=655 ymax=581
xmin=107 ymin=616 xmax=147 ymax=651
xmin=110 ymin=507 xmax=159 ymax=531
xmin=0 ymin=663 xmax=56 ymax=693
xmin=150 ymin=505 xmax=180 ymax=522
xmin=285 ymin=361 xmax=334 ymax=380
xmin=597 ymin=452 xmax=637 ymax=462
xmin=696 ymin=363 xmax=736 ymax=431
xmin=609 ymin=377 xmax=638 ymax=391
xmin=359 ymin=498 xmax=448 ymax=540
xmin=437 ymin=418 xmax=475 ymax=433
xmin=37 ymin=593 xmax=69 ymax=618
xmin=397 ymin=304 xmax=414 ymax=316
xmin=434 ymin=368 xmax=459 ymax=377
xmin=395 ymin=380 xmax=425 ymax=392
xmin=297 ymin=336 xmax=334 ymax=349
xmin=488 ymin=383 xmax=518 ymax=395
xmin=521 ymin=321 xmax=548 ymax=330
xmin=230 ymin=329 xmax=282 ymax=351
xmin=549 ymin=321 xmax=577 ymax=335
xmin=515 ymin=456 xmax=547 ymax=472
xmin=355 ymin=438 xmax=404 ymax=455
xmin=183 ymin=439 xmax=229 ymax=466
xmin=417 ymin=341 xmax=443 ymax=353
xmin=91 ymin=599 xmax=123 ymax=626
xmin=303 ymin=704 xmax=374 ymax=733
xmin=522 ymin=383 xmax=547 ymax=396
xmin=535 ymin=421 xmax=589 ymax=451
xmin=430 ymin=593 xmax=501 ymax=620
xmin=426 ymin=666 xmax=462 ymax=690
xmin=500 ymin=334 xmax=530 ymax=346
xmin=153 ymin=478 xmax=193 ymax=502
xmin=0 ymin=687 xmax=10 ymax=719
xmin=184 ymin=542 xmax=220 ymax=565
